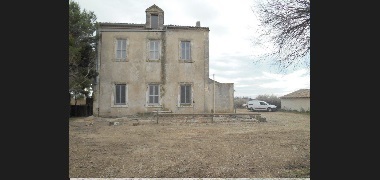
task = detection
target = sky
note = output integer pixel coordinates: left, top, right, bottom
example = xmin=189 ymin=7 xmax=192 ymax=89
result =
xmin=72 ymin=0 xmax=310 ymax=98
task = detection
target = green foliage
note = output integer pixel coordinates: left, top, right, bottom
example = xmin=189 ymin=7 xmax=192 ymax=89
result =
xmin=234 ymin=96 xmax=250 ymax=108
xmin=255 ymin=94 xmax=281 ymax=108
xmin=69 ymin=0 xmax=98 ymax=97
xmin=71 ymin=93 xmax=85 ymax=100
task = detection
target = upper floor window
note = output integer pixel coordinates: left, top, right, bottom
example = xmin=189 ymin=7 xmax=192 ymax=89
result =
xmin=151 ymin=14 xmax=158 ymax=29
xmin=116 ymin=39 xmax=127 ymax=61
xmin=149 ymin=40 xmax=160 ymax=60
xmin=180 ymin=41 xmax=191 ymax=60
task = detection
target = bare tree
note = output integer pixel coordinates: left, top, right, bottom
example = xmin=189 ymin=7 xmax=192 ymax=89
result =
xmin=252 ymin=0 xmax=310 ymax=71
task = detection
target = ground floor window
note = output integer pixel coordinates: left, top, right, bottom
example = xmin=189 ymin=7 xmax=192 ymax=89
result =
xmin=180 ymin=84 xmax=192 ymax=105
xmin=115 ymin=84 xmax=126 ymax=105
xmin=148 ymin=84 xmax=159 ymax=104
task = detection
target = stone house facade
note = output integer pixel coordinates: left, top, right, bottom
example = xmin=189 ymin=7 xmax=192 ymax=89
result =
xmin=92 ymin=4 xmax=234 ymax=117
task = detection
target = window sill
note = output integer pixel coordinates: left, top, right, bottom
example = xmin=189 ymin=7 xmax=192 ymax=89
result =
xmin=178 ymin=104 xmax=193 ymax=108
xmin=111 ymin=104 xmax=128 ymax=108
xmin=113 ymin=59 xmax=128 ymax=62
xmin=146 ymin=60 xmax=160 ymax=62
xmin=146 ymin=104 xmax=162 ymax=108
xmin=178 ymin=60 xmax=194 ymax=63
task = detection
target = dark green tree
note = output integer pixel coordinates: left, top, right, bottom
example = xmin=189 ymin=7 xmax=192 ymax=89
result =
xmin=252 ymin=0 xmax=310 ymax=70
xmin=69 ymin=0 xmax=98 ymax=99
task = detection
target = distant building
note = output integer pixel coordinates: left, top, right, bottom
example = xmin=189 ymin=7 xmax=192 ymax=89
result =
xmin=280 ymin=89 xmax=310 ymax=112
xmin=92 ymin=4 xmax=234 ymax=117
xmin=70 ymin=97 xmax=87 ymax=105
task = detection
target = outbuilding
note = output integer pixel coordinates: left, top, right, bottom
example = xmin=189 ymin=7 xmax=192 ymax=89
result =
xmin=280 ymin=89 xmax=310 ymax=112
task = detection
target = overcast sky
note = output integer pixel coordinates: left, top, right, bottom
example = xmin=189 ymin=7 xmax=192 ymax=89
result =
xmin=72 ymin=0 xmax=310 ymax=98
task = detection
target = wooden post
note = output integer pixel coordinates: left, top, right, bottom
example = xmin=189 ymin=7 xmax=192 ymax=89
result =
xmin=212 ymin=112 xmax=214 ymax=123
xmin=156 ymin=110 xmax=159 ymax=124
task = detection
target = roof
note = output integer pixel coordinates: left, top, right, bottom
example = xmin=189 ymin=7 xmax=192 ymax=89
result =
xmin=280 ymin=89 xmax=310 ymax=99
xmin=98 ymin=23 xmax=209 ymax=30
xmin=146 ymin=4 xmax=164 ymax=12
xmin=166 ymin=24 xmax=209 ymax=30
xmin=98 ymin=4 xmax=209 ymax=31
xmin=99 ymin=23 xmax=145 ymax=27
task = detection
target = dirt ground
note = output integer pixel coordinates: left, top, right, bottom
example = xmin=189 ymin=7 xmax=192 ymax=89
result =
xmin=69 ymin=109 xmax=310 ymax=178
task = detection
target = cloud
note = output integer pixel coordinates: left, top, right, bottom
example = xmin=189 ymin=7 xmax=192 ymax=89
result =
xmin=73 ymin=0 xmax=310 ymax=98
xmin=258 ymin=69 xmax=310 ymax=92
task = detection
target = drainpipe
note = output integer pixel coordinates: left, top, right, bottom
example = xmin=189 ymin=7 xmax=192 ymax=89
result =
xmin=213 ymin=74 xmax=215 ymax=113
xmin=212 ymin=74 xmax=215 ymax=123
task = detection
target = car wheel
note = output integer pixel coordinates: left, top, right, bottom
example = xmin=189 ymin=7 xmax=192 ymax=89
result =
xmin=267 ymin=108 xmax=272 ymax=112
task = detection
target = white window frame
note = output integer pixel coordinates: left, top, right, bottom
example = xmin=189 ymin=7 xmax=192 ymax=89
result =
xmin=179 ymin=83 xmax=193 ymax=107
xmin=115 ymin=39 xmax=127 ymax=61
xmin=111 ymin=83 xmax=128 ymax=107
xmin=147 ymin=84 xmax=161 ymax=106
xmin=148 ymin=40 xmax=161 ymax=60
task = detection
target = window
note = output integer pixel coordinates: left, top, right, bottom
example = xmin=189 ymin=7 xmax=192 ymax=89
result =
xmin=149 ymin=40 xmax=160 ymax=60
xmin=151 ymin=14 xmax=158 ymax=29
xmin=180 ymin=84 xmax=192 ymax=104
xmin=116 ymin=39 xmax=127 ymax=61
xmin=115 ymin=84 xmax=126 ymax=105
xmin=180 ymin=41 xmax=191 ymax=60
xmin=148 ymin=84 xmax=159 ymax=104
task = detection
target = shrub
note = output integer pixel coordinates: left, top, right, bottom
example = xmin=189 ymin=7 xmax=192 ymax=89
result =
xmin=256 ymin=94 xmax=281 ymax=108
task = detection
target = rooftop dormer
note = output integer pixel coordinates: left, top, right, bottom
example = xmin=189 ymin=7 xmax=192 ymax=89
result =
xmin=145 ymin=4 xmax=164 ymax=30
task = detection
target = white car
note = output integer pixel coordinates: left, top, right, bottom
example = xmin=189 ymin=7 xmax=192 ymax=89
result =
xmin=247 ymin=99 xmax=277 ymax=112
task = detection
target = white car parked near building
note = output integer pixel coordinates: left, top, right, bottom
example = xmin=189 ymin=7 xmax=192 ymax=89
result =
xmin=247 ymin=99 xmax=277 ymax=112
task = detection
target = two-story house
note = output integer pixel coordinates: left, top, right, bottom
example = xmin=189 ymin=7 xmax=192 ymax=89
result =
xmin=92 ymin=4 xmax=234 ymax=117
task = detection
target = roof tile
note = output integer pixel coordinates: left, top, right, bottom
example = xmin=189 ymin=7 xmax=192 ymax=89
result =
xmin=281 ymin=89 xmax=310 ymax=98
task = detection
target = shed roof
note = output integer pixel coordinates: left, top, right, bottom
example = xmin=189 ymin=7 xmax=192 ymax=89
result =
xmin=280 ymin=89 xmax=310 ymax=99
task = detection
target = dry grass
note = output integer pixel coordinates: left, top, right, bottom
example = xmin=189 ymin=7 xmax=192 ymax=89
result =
xmin=69 ymin=109 xmax=310 ymax=178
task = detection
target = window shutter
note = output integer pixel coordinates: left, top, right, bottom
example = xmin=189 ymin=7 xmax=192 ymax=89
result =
xmin=114 ymin=39 xmax=117 ymax=59
xmin=179 ymin=41 xmax=182 ymax=59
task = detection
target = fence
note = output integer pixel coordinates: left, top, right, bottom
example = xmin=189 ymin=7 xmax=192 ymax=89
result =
xmin=70 ymin=98 xmax=93 ymax=117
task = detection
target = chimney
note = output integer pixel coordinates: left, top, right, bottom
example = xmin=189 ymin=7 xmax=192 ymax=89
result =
xmin=196 ymin=21 xmax=200 ymax=27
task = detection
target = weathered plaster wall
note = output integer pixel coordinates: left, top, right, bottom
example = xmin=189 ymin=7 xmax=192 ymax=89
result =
xmin=205 ymin=80 xmax=234 ymax=113
xmin=94 ymin=27 xmax=217 ymax=117
xmin=281 ymin=98 xmax=310 ymax=111
xmin=97 ymin=31 xmax=164 ymax=117
xmin=163 ymin=29 xmax=208 ymax=114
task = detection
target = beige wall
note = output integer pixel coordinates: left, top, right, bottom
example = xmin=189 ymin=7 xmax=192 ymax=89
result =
xmin=70 ymin=98 xmax=86 ymax=105
xmin=205 ymin=80 xmax=234 ymax=113
xmin=93 ymin=26 xmax=233 ymax=117
xmin=281 ymin=98 xmax=310 ymax=111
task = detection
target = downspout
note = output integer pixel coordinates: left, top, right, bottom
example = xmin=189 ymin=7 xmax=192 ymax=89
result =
xmin=213 ymin=74 xmax=215 ymax=114
xmin=96 ymin=27 xmax=101 ymax=117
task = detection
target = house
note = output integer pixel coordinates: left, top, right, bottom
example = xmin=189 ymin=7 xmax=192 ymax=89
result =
xmin=280 ymin=89 xmax=310 ymax=112
xmin=92 ymin=4 xmax=234 ymax=117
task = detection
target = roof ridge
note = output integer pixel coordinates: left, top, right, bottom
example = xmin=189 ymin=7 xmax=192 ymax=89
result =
xmin=280 ymin=89 xmax=310 ymax=98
